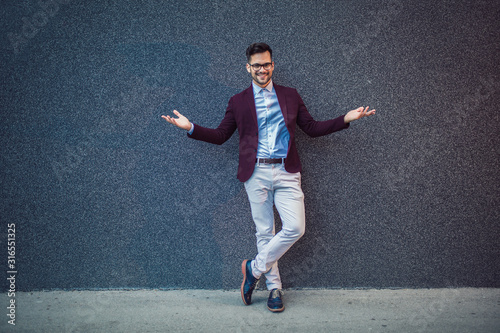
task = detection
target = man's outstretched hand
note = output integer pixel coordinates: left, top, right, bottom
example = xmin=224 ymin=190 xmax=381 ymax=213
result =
xmin=344 ymin=106 xmax=376 ymax=123
xmin=162 ymin=110 xmax=191 ymax=131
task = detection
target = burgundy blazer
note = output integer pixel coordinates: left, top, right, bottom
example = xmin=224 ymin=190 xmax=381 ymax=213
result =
xmin=188 ymin=84 xmax=349 ymax=182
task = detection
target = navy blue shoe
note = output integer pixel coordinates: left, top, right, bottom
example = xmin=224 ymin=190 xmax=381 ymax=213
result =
xmin=267 ymin=289 xmax=284 ymax=312
xmin=241 ymin=259 xmax=259 ymax=305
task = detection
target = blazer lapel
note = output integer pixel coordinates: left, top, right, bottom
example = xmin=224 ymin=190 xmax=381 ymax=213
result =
xmin=244 ymin=85 xmax=258 ymax=128
xmin=274 ymin=84 xmax=289 ymax=129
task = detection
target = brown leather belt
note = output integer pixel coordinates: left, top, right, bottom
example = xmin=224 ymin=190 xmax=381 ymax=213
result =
xmin=256 ymin=158 xmax=285 ymax=164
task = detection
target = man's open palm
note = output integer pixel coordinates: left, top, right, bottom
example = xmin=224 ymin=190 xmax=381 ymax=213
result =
xmin=344 ymin=106 xmax=376 ymax=123
xmin=162 ymin=110 xmax=191 ymax=131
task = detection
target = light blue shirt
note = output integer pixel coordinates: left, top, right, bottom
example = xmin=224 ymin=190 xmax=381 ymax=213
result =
xmin=252 ymin=80 xmax=290 ymax=158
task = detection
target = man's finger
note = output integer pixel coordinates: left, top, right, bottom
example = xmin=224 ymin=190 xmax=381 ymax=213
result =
xmin=163 ymin=115 xmax=175 ymax=124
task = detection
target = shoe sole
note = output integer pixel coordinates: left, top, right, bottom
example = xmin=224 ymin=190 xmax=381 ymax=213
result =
xmin=267 ymin=305 xmax=285 ymax=313
xmin=241 ymin=259 xmax=251 ymax=305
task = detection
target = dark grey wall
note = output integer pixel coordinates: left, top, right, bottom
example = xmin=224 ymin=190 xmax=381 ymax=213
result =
xmin=1 ymin=0 xmax=499 ymax=291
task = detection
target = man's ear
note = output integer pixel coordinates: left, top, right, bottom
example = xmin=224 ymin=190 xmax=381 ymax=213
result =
xmin=246 ymin=63 xmax=251 ymax=73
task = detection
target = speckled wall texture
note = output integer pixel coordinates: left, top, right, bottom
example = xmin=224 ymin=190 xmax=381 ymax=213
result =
xmin=1 ymin=0 xmax=499 ymax=290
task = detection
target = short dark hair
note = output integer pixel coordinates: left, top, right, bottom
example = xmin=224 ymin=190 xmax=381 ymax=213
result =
xmin=246 ymin=43 xmax=272 ymax=62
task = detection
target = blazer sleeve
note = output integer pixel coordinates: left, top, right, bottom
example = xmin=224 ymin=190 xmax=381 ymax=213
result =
xmin=187 ymin=96 xmax=238 ymax=145
xmin=295 ymin=90 xmax=350 ymax=137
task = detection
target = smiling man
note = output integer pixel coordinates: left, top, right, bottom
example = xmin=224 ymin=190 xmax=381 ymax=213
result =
xmin=162 ymin=42 xmax=375 ymax=312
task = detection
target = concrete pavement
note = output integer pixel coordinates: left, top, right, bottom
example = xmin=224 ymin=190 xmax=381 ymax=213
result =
xmin=1 ymin=288 xmax=499 ymax=332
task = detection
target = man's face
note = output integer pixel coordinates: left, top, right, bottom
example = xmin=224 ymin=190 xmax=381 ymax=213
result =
xmin=246 ymin=51 xmax=274 ymax=88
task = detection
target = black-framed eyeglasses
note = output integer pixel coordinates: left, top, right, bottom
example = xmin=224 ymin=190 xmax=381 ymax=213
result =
xmin=249 ymin=62 xmax=273 ymax=71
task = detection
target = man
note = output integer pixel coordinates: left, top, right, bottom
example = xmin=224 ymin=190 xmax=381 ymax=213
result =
xmin=162 ymin=43 xmax=375 ymax=312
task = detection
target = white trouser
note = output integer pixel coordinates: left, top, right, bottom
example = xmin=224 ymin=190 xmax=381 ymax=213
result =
xmin=244 ymin=162 xmax=306 ymax=290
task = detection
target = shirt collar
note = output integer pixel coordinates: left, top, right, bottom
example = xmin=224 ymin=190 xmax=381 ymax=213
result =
xmin=252 ymin=80 xmax=273 ymax=96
